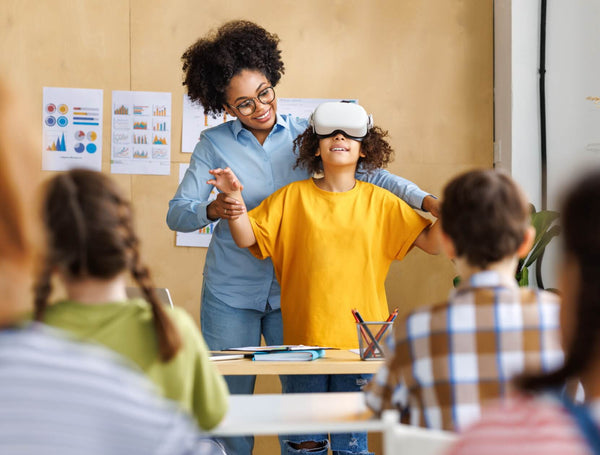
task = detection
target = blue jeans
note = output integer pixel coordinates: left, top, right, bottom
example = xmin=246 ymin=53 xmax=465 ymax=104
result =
xmin=201 ymin=284 xmax=285 ymax=455
xmin=279 ymin=374 xmax=374 ymax=455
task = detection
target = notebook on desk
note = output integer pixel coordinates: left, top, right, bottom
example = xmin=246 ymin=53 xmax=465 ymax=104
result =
xmin=251 ymin=349 xmax=326 ymax=362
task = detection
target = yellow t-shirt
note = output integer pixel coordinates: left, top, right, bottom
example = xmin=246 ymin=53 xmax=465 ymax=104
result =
xmin=249 ymin=178 xmax=431 ymax=348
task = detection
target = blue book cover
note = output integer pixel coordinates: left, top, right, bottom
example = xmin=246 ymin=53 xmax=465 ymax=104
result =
xmin=251 ymin=349 xmax=325 ymax=361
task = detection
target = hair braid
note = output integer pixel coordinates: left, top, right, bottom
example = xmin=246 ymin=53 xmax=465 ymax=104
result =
xmin=60 ymin=173 xmax=89 ymax=276
xmin=33 ymin=261 xmax=53 ymax=321
xmin=120 ymin=202 xmax=182 ymax=362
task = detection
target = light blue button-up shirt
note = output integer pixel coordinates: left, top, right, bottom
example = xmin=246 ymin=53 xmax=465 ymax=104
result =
xmin=167 ymin=114 xmax=429 ymax=311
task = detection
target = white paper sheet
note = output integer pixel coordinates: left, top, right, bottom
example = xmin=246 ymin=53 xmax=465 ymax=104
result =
xmin=181 ymin=94 xmax=235 ymax=154
xmin=110 ymin=90 xmax=171 ymax=175
xmin=42 ymin=87 xmax=103 ymax=171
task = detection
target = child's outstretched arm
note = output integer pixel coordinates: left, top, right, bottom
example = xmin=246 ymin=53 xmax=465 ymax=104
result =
xmin=207 ymin=167 xmax=256 ymax=248
xmin=413 ymin=220 xmax=442 ymax=255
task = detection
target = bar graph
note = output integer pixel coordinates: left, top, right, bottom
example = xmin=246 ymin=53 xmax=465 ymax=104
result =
xmin=133 ymin=134 xmax=148 ymax=145
xmin=153 ymin=121 xmax=167 ymax=131
xmin=153 ymin=105 xmax=167 ymax=116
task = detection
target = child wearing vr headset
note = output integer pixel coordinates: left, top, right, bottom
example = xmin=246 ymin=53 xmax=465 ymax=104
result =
xmin=208 ymin=101 xmax=441 ymax=455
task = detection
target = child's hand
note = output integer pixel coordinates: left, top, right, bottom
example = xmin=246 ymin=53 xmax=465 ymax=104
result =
xmin=207 ymin=167 xmax=244 ymax=194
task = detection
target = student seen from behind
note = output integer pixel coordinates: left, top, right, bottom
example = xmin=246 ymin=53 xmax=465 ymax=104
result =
xmin=33 ymin=169 xmax=229 ymax=431
xmin=365 ymin=169 xmax=563 ymax=431
xmin=208 ymin=101 xmax=441 ymax=454
xmin=0 ymin=79 xmax=222 ymax=455
xmin=446 ymin=169 xmax=600 ymax=454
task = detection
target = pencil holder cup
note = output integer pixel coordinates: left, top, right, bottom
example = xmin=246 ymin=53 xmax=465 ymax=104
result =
xmin=356 ymin=321 xmax=393 ymax=360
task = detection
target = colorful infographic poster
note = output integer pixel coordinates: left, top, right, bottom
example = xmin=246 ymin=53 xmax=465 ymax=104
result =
xmin=175 ymin=163 xmax=218 ymax=248
xmin=111 ymin=90 xmax=171 ymax=175
xmin=42 ymin=87 xmax=103 ymax=171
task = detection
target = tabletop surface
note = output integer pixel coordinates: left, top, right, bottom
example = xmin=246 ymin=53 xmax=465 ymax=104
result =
xmin=211 ymin=349 xmax=384 ymax=375
xmin=207 ymin=392 xmax=382 ymax=436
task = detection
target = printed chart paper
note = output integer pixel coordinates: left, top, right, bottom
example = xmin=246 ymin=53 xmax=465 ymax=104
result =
xmin=42 ymin=87 xmax=103 ymax=171
xmin=175 ymin=163 xmax=219 ymax=247
xmin=181 ymin=94 xmax=235 ymax=154
xmin=111 ymin=91 xmax=171 ymax=175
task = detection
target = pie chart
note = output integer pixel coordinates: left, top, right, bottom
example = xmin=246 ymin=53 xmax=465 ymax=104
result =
xmin=87 ymin=131 xmax=97 ymax=141
xmin=74 ymin=143 xmax=85 ymax=154
xmin=74 ymin=130 xmax=85 ymax=140
xmin=86 ymin=143 xmax=97 ymax=154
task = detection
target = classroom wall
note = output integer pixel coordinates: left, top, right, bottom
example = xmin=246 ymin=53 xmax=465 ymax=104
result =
xmin=2 ymin=1 xmax=492 ymax=452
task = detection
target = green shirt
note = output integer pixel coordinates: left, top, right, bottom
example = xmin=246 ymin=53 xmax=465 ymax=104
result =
xmin=42 ymin=298 xmax=228 ymax=430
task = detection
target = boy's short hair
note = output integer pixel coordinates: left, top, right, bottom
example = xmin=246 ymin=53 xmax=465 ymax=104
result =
xmin=441 ymin=169 xmax=530 ymax=268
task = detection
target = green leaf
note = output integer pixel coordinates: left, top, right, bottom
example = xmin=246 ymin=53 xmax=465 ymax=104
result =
xmin=524 ymin=225 xmax=561 ymax=268
xmin=453 ymin=276 xmax=461 ymax=288
xmin=518 ymin=266 xmax=529 ymax=287
xmin=530 ymin=210 xmax=560 ymax=245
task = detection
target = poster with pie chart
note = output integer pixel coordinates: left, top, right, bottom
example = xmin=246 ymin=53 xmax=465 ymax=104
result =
xmin=42 ymin=87 xmax=103 ymax=171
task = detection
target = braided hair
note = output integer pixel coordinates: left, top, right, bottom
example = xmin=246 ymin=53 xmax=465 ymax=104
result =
xmin=33 ymin=169 xmax=182 ymax=362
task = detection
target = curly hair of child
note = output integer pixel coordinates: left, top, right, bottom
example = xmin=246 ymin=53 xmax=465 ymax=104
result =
xmin=293 ymin=126 xmax=394 ymax=174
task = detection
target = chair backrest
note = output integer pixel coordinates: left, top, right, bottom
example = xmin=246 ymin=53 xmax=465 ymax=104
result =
xmin=382 ymin=410 xmax=457 ymax=455
xmin=125 ymin=287 xmax=174 ymax=308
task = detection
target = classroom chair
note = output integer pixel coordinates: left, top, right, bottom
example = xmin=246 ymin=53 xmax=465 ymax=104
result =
xmin=382 ymin=410 xmax=456 ymax=455
xmin=125 ymin=287 xmax=174 ymax=308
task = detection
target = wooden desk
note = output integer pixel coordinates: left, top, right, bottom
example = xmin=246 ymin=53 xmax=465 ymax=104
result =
xmin=212 ymin=349 xmax=383 ymax=375
xmin=208 ymin=392 xmax=382 ymax=436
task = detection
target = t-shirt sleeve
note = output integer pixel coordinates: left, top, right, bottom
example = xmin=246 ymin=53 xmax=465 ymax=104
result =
xmin=387 ymin=197 xmax=432 ymax=260
xmin=247 ymin=189 xmax=286 ymax=260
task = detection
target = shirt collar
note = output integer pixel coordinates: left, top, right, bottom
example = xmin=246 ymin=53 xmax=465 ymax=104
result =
xmin=231 ymin=113 xmax=288 ymax=140
xmin=453 ymin=270 xmax=519 ymax=296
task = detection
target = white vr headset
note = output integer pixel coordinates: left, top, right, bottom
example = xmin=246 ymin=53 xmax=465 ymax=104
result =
xmin=309 ymin=101 xmax=374 ymax=141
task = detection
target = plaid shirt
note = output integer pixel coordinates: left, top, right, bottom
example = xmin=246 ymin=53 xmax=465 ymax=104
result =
xmin=364 ymin=271 xmax=563 ymax=431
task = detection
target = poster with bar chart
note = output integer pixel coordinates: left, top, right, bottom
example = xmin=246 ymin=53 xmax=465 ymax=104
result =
xmin=111 ymin=90 xmax=171 ymax=175
xmin=175 ymin=163 xmax=219 ymax=247
xmin=42 ymin=87 xmax=103 ymax=171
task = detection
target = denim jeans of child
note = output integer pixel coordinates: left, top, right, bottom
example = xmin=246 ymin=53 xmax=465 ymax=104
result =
xmin=201 ymin=284 xmax=285 ymax=455
xmin=279 ymin=374 xmax=374 ymax=455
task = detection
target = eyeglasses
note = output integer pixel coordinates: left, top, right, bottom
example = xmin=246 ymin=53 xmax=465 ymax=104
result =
xmin=228 ymin=86 xmax=276 ymax=116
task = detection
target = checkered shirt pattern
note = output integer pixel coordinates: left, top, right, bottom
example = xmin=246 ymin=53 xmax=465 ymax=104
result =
xmin=364 ymin=271 xmax=563 ymax=432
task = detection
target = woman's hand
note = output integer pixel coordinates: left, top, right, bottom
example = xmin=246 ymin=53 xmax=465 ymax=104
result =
xmin=206 ymin=192 xmax=245 ymax=221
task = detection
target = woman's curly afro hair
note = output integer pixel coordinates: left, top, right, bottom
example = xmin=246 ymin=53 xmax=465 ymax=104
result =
xmin=293 ymin=126 xmax=394 ymax=175
xmin=181 ymin=20 xmax=285 ymax=115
